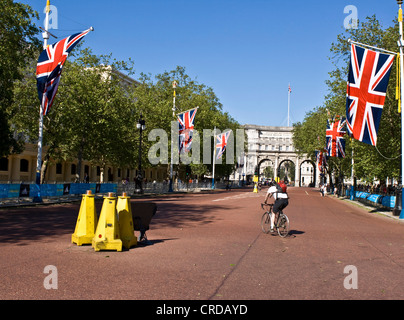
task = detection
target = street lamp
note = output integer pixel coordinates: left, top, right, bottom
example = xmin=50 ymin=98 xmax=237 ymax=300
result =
xmin=135 ymin=114 xmax=146 ymax=194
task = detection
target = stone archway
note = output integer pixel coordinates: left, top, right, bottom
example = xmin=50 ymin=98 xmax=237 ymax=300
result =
xmin=256 ymin=158 xmax=274 ymax=180
xmin=299 ymin=159 xmax=316 ymax=187
xmin=277 ymin=159 xmax=295 ymax=184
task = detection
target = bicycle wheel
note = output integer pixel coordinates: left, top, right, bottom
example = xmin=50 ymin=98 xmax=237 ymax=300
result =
xmin=277 ymin=214 xmax=290 ymax=238
xmin=261 ymin=212 xmax=272 ymax=234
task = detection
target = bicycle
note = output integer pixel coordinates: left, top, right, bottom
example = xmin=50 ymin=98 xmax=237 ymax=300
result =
xmin=261 ymin=203 xmax=290 ymax=238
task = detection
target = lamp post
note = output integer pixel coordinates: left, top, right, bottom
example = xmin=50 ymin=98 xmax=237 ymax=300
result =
xmin=135 ymin=114 xmax=146 ymax=194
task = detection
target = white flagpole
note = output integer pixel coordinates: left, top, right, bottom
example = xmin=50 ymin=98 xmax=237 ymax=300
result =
xmin=212 ymin=127 xmax=216 ymax=189
xmin=348 ymin=39 xmax=398 ymax=56
xmin=287 ymin=83 xmax=291 ymax=127
xmin=397 ymin=1 xmax=404 ymax=219
xmin=34 ymin=0 xmax=51 ymax=201
xmin=168 ymin=80 xmax=177 ymax=192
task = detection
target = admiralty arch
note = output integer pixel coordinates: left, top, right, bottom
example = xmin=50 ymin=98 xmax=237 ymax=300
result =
xmin=232 ymin=124 xmax=320 ymax=187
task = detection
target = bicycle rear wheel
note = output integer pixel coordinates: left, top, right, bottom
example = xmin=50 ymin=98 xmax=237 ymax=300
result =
xmin=277 ymin=214 xmax=290 ymax=238
xmin=261 ymin=212 xmax=272 ymax=234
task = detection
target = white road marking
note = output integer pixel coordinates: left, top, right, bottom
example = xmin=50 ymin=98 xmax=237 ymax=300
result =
xmin=212 ymin=193 xmax=261 ymax=202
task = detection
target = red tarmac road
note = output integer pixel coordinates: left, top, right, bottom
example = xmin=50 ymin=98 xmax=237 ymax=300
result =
xmin=1 ymin=187 xmax=404 ymax=300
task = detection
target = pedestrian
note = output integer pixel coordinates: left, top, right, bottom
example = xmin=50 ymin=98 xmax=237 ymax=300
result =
xmin=320 ymin=184 xmax=325 ymax=197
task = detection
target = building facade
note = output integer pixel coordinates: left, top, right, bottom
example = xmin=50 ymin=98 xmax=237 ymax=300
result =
xmin=232 ymin=124 xmax=318 ymax=186
xmin=0 ymin=142 xmax=168 ymax=184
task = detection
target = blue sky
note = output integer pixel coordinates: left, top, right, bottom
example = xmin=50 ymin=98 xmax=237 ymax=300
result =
xmin=21 ymin=0 xmax=399 ymax=127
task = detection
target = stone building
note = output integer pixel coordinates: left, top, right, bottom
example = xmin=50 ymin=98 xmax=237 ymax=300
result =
xmin=232 ymin=124 xmax=318 ymax=186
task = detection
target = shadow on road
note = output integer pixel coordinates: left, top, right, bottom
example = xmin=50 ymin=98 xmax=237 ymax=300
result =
xmin=288 ymin=229 xmax=305 ymax=237
xmin=0 ymin=197 xmax=229 ymax=244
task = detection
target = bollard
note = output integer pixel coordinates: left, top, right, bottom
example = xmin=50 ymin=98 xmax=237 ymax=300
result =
xmin=92 ymin=193 xmax=122 ymax=252
xmin=117 ymin=192 xmax=137 ymax=249
xmin=72 ymin=190 xmax=98 ymax=246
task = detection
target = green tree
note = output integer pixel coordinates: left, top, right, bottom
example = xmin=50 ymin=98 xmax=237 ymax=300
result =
xmin=293 ymin=16 xmax=401 ymax=183
xmin=133 ymin=66 xmax=243 ymax=180
xmin=0 ymin=0 xmax=41 ymax=157
xmin=10 ymin=48 xmax=137 ymax=183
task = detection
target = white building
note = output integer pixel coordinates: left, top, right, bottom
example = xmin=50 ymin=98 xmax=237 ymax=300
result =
xmin=232 ymin=124 xmax=319 ymax=187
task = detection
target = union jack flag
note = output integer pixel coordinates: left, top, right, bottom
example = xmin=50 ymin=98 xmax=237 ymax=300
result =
xmin=326 ymin=117 xmax=346 ymax=158
xmin=216 ymin=131 xmax=232 ymax=160
xmin=315 ymin=150 xmax=327 ymax=173
xmin=346 ymin=43 xmax=395 ymax=146
xmin=178 ymin=108 xmax=197 ymax=153
xmin=36 ymin=28 xmax=92 ymax=115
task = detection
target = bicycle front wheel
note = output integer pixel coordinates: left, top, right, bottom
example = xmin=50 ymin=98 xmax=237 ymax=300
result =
xmin=261 ymin=212 xmax=272 ymax=234
xmin=277 ymin=214 xmax=290 ymax=238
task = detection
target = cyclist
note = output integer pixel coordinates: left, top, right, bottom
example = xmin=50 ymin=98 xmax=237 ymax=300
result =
xmin=264 ymin=181 xmax=289 ymax=232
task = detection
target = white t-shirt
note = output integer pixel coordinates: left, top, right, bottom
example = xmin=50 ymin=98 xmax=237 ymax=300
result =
xmin=267 ymin=186 xmax=288 ymax=200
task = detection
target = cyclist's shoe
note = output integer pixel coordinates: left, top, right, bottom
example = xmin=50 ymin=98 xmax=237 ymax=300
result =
xmin=270 ymin=227 xmax=275 ymax=233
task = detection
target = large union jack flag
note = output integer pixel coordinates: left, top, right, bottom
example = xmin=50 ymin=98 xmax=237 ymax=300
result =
xmin=326 ymin=117 xmax=346 ymax=158
xmin=346 ymin=43 xmax=395 ymax=146
xmin=178 ymin=108 xmax=198 ymax=153
xmin=36 ymin=28 xmax=92 ymax=115
xmin=216 ymin=131 xmax=232 ymax=160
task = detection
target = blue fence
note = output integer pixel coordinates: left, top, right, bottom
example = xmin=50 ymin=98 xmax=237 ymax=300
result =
xmin=350 ymin=190 xmax=396 ymax=209
xmin=0 ymin=183 xmax=117 ymax=199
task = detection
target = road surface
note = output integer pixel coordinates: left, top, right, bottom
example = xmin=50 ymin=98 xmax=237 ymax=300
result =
xmin=1 ymin=187 xmax=404 ymax=301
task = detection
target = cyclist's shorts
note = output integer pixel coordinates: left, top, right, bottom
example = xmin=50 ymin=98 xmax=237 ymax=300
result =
xmin=273 ymin=198 xmax=288 ymax=213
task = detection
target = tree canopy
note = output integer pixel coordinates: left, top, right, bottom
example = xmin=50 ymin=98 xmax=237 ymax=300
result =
xmin=0 ymin=0 xmax=41 ymax=157
xmin=293 ymin=16 xmax=401 ymax=183
xmin=10 ymin=46 xmax=242 ymax=182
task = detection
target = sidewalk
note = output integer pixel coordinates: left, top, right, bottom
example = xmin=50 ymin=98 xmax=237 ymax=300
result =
xmin=0 ymin=186 xmax=240 ymax=209
xmin=327 ymin=192 xmax=403 ymax=221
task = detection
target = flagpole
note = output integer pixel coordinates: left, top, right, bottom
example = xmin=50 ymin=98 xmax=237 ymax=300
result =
xmin=287 ymin=84 xmax=291 ymax=127
xmin=350 ymin=138 xmax=355 ymax=201
xmin=348 ymin=39 xmax=398 ymax=56
xmin=212 ymin=127 xmax=216 ymax=189
xmin=168 ymin=81 xmax=177 ymax=193
xmin=397 ymin=0 xmax=404 ymax=219
xmin=34 ymin=0 xmax=51 ymax=202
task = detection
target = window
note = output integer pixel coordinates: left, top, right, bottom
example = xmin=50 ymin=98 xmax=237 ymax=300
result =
xmin=96 ymin=166 xmax=100 ymax=176
xmin=0 ymin=158 xmax=8 ymax=171
xmin=56 ymin=163 xmax=62 ymax=174
xmin=20 ymin=159 xmax=29 ymax=172
xmin=71 ymin=164 xmax=76 ymax=175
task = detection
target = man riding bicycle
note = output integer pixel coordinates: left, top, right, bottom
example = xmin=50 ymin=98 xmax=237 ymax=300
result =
xmin=264 ymin=181 xmax=289 ymax=232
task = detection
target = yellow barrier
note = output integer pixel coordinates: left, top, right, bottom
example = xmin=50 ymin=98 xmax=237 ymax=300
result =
xmin=117 ymin=192 xmax=137 ymax=249
xmin=72 ymin=190 xmax=98 ymax=246
xmin=92 ymin=193 xmax=122 ymax=252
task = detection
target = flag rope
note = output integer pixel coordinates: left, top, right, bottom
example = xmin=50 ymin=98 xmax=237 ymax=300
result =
xmin=176 ymin=106 xmax=199 ymax=116
xmin=375 ymin=145 xmax=401 ymax=160
xmin=348 ymin=39 xmax=398 ymax=56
